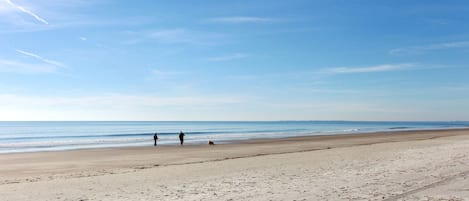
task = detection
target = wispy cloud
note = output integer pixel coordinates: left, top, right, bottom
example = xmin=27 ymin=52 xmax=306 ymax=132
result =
xmin=203 ymin=53 xmax=249 ymax=62
xmin=0 ymin=93 xmax=250 ymax=120
xmin=0 ymin=93 xmax=246 ymax=107
xmin=206 ymin=16 xmax=274 ymax=24
xmin=327 ymin=63 xmax=416 ymax=74
xmin=0 ymin=49 xmax=66 ymax=74
xmin=16 ymin=49 xmax=65 ymax=67
xmin=150 ymin=69 xmax=185 ymax=79
xmin=0 ymin=59 xmax=58 ymax=73
xmin=390 ymin=41 xmax=469 ymax=55
xmin=79 ymin=36 xmax=87 ymax=41
xmin=0 ymin=1 xmax=153 ymax=33
xmin=123 ymin=29 xmax=226 ymax=46
xmin=147 ymin=29 xmax=189 ymax=43
xmin=4 ymin=0 xmax=48 ymax=24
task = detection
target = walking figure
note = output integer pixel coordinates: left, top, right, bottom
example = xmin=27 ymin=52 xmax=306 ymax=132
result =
xmin=153 ymin=133 xmax=158 ymax=146
xmin=179 ymin=131 xmax=185 ymax=146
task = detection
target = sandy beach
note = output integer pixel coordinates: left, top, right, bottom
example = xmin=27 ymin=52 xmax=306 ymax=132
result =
xmin=1 ymin=129 xmax=469 ymax=200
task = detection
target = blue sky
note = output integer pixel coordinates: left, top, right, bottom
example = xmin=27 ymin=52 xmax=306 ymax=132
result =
xmin=0 ymin=0 xmax=468 ymax=121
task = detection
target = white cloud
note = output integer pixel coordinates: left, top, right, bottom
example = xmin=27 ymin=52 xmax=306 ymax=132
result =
xmin=0 ymin=93 xmax=245 ymax=107
xmin=148 ymin=29 xmax=188 ymax=43
xmin=124 ymin=29 xmax=226 ymax=46
xmin=0 ymin=0 xmax=15 ymax=13
xmin=207 ymin=16 xmax=274 ymax=23
xmin=151 ymin=69 xmax=185 ymax=79
xmin=328 ymin=63 xmax=416 ymax=73
xmin=0 ymin=59 xmax=58 ymax=73
xmin=204 ymin=53 xmax=249 ymax=62
xmin=390 ymin=41 xmax=469 ymax=55
xmin=16 ymin=49 xmax=65 ymax=67
xmin=0 ymin=1 xmax=154 ymax=33
xmin=0 ymin=50 xmax=65 ymax=74
xmin=0 ymin=93 xmax=249 ymax=120
xmin=79 ymin=36 xmax=87 ymax=41
xmin=4 ymin=0 xmax=48 ymax=24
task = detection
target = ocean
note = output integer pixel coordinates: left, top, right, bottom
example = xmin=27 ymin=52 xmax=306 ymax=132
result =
xmin=0 ymin=121 xmax=467 ymax=153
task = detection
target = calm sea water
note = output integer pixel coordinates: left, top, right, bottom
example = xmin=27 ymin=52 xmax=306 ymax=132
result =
xmin=0 ymin=121 xmax=467 ymax=153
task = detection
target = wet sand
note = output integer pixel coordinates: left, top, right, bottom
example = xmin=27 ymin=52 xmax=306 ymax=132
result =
xmin=1 ymin=128 xmax=469 ymax=200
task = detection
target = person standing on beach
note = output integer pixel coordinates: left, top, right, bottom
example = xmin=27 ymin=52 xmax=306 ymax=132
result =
xmin=179 ymin=131 xmax=185 ymax=146
xmin=153 ymin=133 xmax=158 ymax=146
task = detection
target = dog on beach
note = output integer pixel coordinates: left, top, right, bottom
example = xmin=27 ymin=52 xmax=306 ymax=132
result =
xmin=208 ymin=140 xmax=215 ymax=145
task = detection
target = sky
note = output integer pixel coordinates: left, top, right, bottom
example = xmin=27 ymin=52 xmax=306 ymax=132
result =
xmin=0 ymin=0 xmax=469 ymax=121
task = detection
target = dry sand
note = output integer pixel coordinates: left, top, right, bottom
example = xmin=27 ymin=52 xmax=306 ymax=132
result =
xmin=1 ymin=129 xmax=469 ymax=200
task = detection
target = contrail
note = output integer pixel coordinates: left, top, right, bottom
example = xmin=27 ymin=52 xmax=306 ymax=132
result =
xmin=5 ymin=0 xmax=49 ymax=25
xmin=16 ymin=49 xmax=64 ymax=67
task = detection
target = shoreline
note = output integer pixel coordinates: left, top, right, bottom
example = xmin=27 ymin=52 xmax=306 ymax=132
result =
xmin=2 ymin=127 xmax=469 ymax=155
xmin=1 ymin=128 xmax=469 ymax=200
xmin=1 ymin=120 xmax=468 ymax=154
xmin=1 ymin=128 xmax=469 ymax=179
xmin=2 ymin=127 xmax=469 ymax=158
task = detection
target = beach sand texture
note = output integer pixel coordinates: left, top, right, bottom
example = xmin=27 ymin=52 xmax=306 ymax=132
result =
xmin=1 ymin=129 xmax=469 ymax=200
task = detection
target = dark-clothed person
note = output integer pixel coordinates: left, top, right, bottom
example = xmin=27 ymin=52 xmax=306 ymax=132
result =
xmin=153 ymin=133 xmax=158 ymax=146
xmin=179 ymin=131 xmax=185 ymax=145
